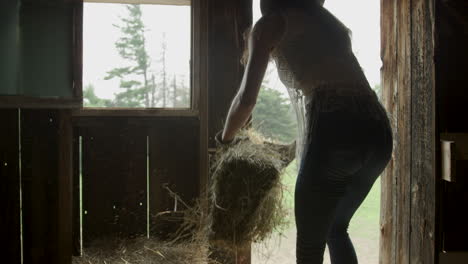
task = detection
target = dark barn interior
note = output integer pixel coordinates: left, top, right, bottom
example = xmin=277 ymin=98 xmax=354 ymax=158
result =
xmin=1 ymin=0 xmax=467 ymax=263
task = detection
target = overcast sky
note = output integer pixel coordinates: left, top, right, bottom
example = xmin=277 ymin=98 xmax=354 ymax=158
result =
xmin=83 ymin=0 xmax=380 ymax=100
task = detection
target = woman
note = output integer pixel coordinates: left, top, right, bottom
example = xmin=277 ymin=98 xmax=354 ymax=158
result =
xmin=219 ymin=0 xmax=393 ymax=263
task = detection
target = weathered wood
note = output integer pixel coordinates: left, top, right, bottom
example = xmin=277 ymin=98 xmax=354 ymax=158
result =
xmin=72 ymin=108 xmax=198 ymax=117
xmin=410 ymin=0 xmax=436 ymax=262
xmin=380 ymin=0 xmax=436 ymax=263
xmin=395 ymin=1 xmax=413 ymax=263
xmin=0 ymin=96 xmax=82 ymax=109
xmin=380 ymin=0 xmax=397 ymax=262
xmin=207 ymin=0 xmax=252 ymax=147
xmin=21 ymin=110 xmax=73 ymax=264
xmin=380 ymin=0 xmax=413 ymax=262
xmin=81 ymin=121 xmax=147 ymax=242
xmin=0 ymin=109 xmax=21 ymax=264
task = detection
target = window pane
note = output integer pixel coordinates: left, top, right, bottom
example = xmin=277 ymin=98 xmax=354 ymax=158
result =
xmin=83 ymin=3 xmax=191 ymax=108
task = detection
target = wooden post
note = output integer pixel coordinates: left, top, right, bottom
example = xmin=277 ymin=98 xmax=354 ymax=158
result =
xmin=207 ymin=0 xmax=252 ymax=263
xmin=0 ymin=109 xmax=21 ymax=264
xmin=21 ymin=110 xmax=73 ymax=264
xmin=380 ymin=0 xmax=436 ymax=263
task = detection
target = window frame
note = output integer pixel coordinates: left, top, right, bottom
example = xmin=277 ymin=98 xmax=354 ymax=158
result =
xmin=73 ymin=0 xmax=200 ymax=117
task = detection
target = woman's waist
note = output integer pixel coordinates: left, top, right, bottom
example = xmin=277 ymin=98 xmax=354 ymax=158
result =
xmin=302 ymin=83 xmax=386 ymax=120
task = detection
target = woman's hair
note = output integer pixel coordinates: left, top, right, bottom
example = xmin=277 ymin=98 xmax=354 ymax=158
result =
xmin=260 ymin=0 xmax=324 ymax=15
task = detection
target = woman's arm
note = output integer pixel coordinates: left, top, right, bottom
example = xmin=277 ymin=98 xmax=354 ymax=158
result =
xmin=221 ymin=14 xmax=286 ymax=142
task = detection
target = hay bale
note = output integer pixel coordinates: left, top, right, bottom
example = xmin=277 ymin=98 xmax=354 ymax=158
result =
xmin=209 ymin=130 xmax=295 ymax=250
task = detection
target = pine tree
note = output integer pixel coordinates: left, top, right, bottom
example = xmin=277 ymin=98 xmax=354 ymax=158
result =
xmin=159 ymin=33 xmax=168 ymax=107
xmin=104 ymin=4 xmax=151 ymax=107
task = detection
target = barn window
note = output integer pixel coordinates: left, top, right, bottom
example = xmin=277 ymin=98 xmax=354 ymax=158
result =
xmin=82 ymin=0 xmax=191 ymax=109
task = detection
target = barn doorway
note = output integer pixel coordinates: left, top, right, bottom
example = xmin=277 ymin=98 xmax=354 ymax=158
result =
xmin=250 ymin=1 xmax=383 ymax=263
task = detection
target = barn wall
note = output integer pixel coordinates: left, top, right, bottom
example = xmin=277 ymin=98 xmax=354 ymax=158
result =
xmin=21 ymin=109 xmax=73 ymax=264
xmin=435 ymin=0 xmax=468 ymax=261
xmin=380 ymin=0 xmax=436 ymax=263
xmin=0 ymin=109 xmax=21 ymax=264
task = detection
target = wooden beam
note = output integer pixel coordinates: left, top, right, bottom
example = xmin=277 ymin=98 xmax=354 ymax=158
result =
xmin=148 ymin=119 xmax=200 ymax=236
xmin=0 ymin=109 xmax=21 ymax=264
xmin=21 ymin=110 xmax=73 ymax=264
xmin=410 ymin=0 xmax=436 ymax=262
xmin=380 ymin=0 xmax=437 ymax=263
xmin=206 ymin=0 xmax=252 ymax=263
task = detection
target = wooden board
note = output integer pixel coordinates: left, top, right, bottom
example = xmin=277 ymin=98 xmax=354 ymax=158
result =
xmin=380 ymin=1 xmax=411 ymax=263
xmin=380 ymin=0 xmax=436 ymax=263
xmin=410 ymin=0 xmax=436 ymax=262
xmin=148 ymin=118 xmax=200 ymax=235
xmin=81 ymin=121 xmax=148 ymax=242
xmin=207 ymin=0 xmax=252 ymax=147
xmin=435 ymin=1 xmax=468 ymax=254
xmin=21 ymin=109 xmax=73 ymax=264
xmin=0 ymin=109 xmax=21 ymax=264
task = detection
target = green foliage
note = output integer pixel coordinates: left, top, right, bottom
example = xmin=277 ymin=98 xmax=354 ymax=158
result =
xmin=253 ymin=86 xmax=297 ymax=143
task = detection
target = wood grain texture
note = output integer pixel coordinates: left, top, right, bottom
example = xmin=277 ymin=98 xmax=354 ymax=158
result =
xmin=410 ymin=0 xmax=436 ymax=263
xmin=380 ymin=1 xmax=397 ymax=262
xmin=207 ymin=0 xmax=252 ymax=147
xmin=380 ymin=0 xmax=436 ymax=263
xmin=0 ymin=109 xmax=21 ymax=264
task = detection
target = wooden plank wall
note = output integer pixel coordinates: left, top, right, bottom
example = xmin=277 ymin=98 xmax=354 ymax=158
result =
xmin=410 ymin=0 xmax=436 ymax=262
xmin=0 ymin=109 xmax=21 ymax=264
xmin=207 ymin=0 xmax=252 ymax=147
xmin=435 ymin=0 xmax=468 ymax=255
xmin=73 ymin=117 xmax=200 ymax=244
xmin=207 ymin=0 xmax=252 ymax=263
xmin=380 ymin=0 xmax=436 ymax=263
xmin=149 ymin=118 xmax=200 ymax=220
xmin=80 ymin=121 xmax=148 ymax=242
xmin=21 ymin=109 xmax=73 ymax=264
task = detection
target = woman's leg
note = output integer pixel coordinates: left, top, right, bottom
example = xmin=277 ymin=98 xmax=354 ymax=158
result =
xmin=326 ymin=120 xmax=393 ymax=264
xmin=295 ymin=137 xmax=366 ymax=264
xmin=325 ymin=167 xmax=380 ymax=264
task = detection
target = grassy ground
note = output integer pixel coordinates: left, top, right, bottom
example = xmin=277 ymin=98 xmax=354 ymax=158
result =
xmin=253 ymin=161 xmax=381 ymax=263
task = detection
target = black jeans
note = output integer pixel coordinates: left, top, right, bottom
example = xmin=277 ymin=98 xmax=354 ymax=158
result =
xmin=295 ymin=110 xmax=393 ymax=264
